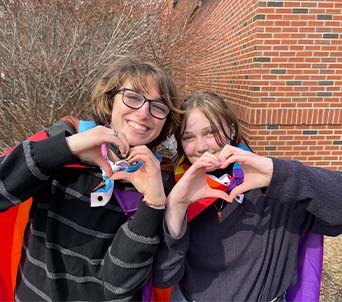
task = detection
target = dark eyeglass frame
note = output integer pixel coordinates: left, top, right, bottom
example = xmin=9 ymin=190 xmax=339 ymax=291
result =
xmin=113 ymin=87 xmax=170 ymax=120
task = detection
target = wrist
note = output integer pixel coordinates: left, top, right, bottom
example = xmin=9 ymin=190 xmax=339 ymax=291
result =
xmin=167 ymin=191 xmax=189 ymax=211
xmin=141 ymin=197 xmax=166 ymax=210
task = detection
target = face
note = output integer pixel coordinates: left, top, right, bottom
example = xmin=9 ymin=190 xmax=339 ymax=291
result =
xmin=110 ymin=80 xmax=166 ymax=146
xmin=181 ymin=108 xmax=228 ymax=164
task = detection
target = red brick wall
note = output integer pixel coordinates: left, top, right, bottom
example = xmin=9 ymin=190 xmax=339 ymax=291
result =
xmin=171 ymin=0 xmax=342 ymax=170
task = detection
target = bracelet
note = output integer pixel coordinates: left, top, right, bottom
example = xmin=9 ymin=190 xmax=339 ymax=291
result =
xmin=141 ymin=198 xmax=166 ymax=209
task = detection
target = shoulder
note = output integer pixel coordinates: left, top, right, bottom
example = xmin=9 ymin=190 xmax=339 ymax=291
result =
xmin=44 ymin=116 xmax=80 ymax=137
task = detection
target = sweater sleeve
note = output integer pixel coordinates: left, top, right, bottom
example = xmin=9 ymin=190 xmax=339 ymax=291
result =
xmin=152 ymin=215 xmax=190 ymax=288
xmin=0 ymin=132 xmax=78 ymax=211
xmin=265 ymin=158 xmax=342 ymax=236
xmin=102 ymin=200 xmax=165 ymax=299
xmin=101 ymin=168 xmax=174 ymax=299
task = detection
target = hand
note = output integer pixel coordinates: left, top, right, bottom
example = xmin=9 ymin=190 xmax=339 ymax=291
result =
xmin=165 ymin=152 xmax=231 ymax=238
xmin=110 ymin=146 xmax=166 ymax=205
xmin=66 ymin=126 xmax=130 ymax=177
xmin=218 ymin=145 xmax=273 ymax=201
xmin=168 ymin=152 xmax=232 ymax=210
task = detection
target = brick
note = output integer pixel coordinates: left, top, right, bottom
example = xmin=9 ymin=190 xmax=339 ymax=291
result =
xmin=254 ymin=57 xmax=271 ymax=62
xmin=267 ymin=2 xmax=283 ymax=7
xmin=292 ymin=8 xmax=309 ymax=14
xmin=319 ymin=81 xmax=334 ymax=86
xmin=253 ymin=14 xmax=266 ymax=21
xmin=317 ymin=92 xmax=332 ymax=97
xmin=286 ymin=81 xmax=302 ymax=86
xmin=323 ymin=33 xmax=339 ymax=39
xmin=303 ymin=130 xmax=318 ymax=135
xmin=317 ymin=14 xmax=333 ymax=20
xmin=266 ymin=124 xmax=279 ymax=130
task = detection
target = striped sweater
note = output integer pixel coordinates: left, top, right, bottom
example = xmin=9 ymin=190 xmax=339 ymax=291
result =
xmin=0 ymin=120 xmax=173 ymax=301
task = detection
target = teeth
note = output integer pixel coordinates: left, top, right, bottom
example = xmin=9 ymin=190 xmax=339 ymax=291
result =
xmin=128 ymin=121 xmax=148 ymax=131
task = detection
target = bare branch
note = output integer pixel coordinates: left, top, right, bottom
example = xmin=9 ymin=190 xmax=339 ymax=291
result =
xmin=0 ymin=0 xmax=190 ymax=153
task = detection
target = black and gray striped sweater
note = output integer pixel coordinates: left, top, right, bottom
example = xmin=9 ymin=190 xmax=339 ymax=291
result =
xmin=0 ymin=120 xmax=174 ymax=301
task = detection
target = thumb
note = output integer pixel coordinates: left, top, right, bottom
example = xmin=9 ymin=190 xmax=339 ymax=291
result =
xmin=96 ymin=158 xmax=113 ymax=178
xmin=110 ymin=171 xmax=132 ymax=183
xmin=208 ymin=189 xmax=233 ymax=204
xmin=228 ymin=184 xmax=248 ymax=202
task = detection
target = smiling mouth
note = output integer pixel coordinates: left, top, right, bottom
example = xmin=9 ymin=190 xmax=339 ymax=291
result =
xmin=127 ymin=120 xmax=148 ymax=132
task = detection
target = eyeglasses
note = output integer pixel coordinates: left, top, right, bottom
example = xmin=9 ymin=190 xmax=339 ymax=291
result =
xmin=116 ymin=88 xmax=170 ymax=120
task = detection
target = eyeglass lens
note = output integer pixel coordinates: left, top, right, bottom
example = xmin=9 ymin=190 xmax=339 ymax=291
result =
xmin=122 ymin=89 xmax=169 ymax=119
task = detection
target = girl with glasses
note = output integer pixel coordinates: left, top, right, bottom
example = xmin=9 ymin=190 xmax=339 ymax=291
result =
xmin=0 ymin=57 xmax=179 ymax=301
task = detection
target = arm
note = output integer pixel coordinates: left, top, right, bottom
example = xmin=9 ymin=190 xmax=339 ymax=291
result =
xmin=266 ymin=158 xmax=342 ymax=235
xmin=152 ymin=216 xmax=190 ymax=289
xmin=0 ymin=132 xmax=77 ymax=211
xmin=220 ymin=145 xmax=342 ymax=234
xmin=105 ymin=147 xmax=173 ymax=297
xmin=102 ymin=200 xmax=165 ymax=298
xmin=153 ymin=152 xmax=230 ymax=288
xmin=0 ymin=123 xmax=129 ymax=211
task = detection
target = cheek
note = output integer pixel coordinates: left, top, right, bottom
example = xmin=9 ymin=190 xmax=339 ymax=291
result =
xmin=182 ymin=142 xmax=194 ymax=156
xmin=209 ymin=138 xmax=222 ymax=151
xmin=111 ymin=100 xmax=122 ymax=119
xmin=111 ymin=101 xmax=133 ymax=125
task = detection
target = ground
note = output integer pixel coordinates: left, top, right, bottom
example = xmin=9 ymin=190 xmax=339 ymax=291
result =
xmin=320 ymin=236 xmax=342 ymax=302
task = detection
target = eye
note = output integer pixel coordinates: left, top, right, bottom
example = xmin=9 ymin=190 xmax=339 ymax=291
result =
xmin=181 ymin=136 xmax=193 ymax=142
xmin=205 ymin=130 xmax=215 ymax=137
xmin=125 ymin=92 xmax=142 ymax=103
xmin=151 ymin=102 xmax=169 ymax=114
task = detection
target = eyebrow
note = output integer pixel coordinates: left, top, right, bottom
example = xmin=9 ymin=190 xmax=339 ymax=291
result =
xmin=183 ymin=126 xmax=212 ymax=135
xmin=127 ymin=87 xmax=163 ymax=102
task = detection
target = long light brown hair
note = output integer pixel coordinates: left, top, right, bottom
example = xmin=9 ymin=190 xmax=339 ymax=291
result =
xmin=175 ymin=92 xmax=248 ymax=164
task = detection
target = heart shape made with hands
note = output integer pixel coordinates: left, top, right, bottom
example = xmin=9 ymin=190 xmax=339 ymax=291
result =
xmin=176 ymin=145 xmax=252 ymax=222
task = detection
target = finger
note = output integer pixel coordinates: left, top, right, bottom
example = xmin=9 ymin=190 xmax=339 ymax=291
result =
xmin=206 ymin=189 xmax=233 ymax=203
xmin=110 ymin=171 xmax=133 ymax=183
xmin=104 ymin=126 xmax=130 ymax=158
xmin=95 ymin=158 xmax=113 ymax=178
xmin=195 ymin=161 xmax=220 ymax=173
xmin=107 ymin=144 xmax=122 ymax=161
xmin=127 ymin=148 xmax=161 ymax=168
xmin=220 ymin=154 xmax=246 ymax=169
xmin=218 ymin=147 xmax=235 ymax=162
xmin=195 ymin=154 xmax=221 ymax=167
xmin=227 ymin=183 xmax=249 ymax=202
xmin=109 ymin=137 xmax=129 ymax=159
xmin=115 ymin=131 xmax=130 ymax=158
xmin=200 ymin=151 xmax=220 ymax=162
xmin=188 ymin=162 xmax=215 ymax=176
xmin=219 ymin=145 xmax=249 ymax=162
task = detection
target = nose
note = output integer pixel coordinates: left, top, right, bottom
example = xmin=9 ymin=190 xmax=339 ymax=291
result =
xmin=195 ymin=137 xmax=209 ymax=155
xmin=135 ymin=101 xmax=150 ymax=119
